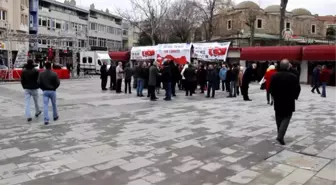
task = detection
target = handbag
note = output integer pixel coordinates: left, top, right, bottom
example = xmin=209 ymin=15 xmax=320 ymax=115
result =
xmin=259 ymin=76 xmax=266 ymax=90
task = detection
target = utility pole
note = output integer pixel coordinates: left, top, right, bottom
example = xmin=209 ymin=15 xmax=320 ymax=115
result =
xmin=72 ymin=31 xmax=78 ymax=78
xmin=7 ymin=23 xmax=13 ymax=80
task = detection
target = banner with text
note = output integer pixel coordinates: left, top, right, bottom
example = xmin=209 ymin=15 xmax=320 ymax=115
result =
xmin=156 ymin=43 xmax=192 ymax=65
xmin=131 ymin=46 xmax=156 ymax=60
xmin=192 ymin=42 xmax=231 ymax=61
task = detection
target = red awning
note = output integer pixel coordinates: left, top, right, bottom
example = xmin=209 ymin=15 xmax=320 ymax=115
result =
xmin=109 ymin=51 xmax=130 ymax=61
xmin=302 ymin=45 xmax=336 ymax=61
xmin=240 ymin=46 xmax=302 ymax=61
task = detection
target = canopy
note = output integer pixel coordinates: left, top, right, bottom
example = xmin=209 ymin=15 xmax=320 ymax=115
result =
xmin=156 ymin=43 xmax=192 ymax=65
xmin=302 ymin=45 xmax=336 ymax=61
xmin=130 ymin=46 xmax=156 ymax=60
xmin=192 ymin=42 xmax=231 ymax=61
xmin=108 ymin=51 xmax=130 ymax=61
xmin=240 ymin=46 xmax=302 ymax=61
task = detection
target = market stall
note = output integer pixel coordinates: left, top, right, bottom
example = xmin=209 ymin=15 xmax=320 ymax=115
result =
xmin=156 ymin=43 xmax=192 ymax=65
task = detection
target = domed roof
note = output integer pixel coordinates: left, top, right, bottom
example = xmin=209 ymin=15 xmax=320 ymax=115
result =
xmin=264 ymin=5 xmax=280 ymax=13
xmin=292 ymin=8 xmax=312 ymax=16
xmin=234 ymin=1 xmax=260 ymax=9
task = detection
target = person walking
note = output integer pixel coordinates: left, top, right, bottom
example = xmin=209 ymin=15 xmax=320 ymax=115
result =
xmin=21 ymin=59 xmax=41 ymax=122
xmin=311 ymin=65 xmax=321 ymax=94
xmin=206 ymin=64 xmax=218 ymax=98
xmin=264 ymin=65 xmax=277 ymax=105
xmin=162 ymin=61 xmax=172 ymax=101
xmin=124 ymin=63 xmax=133 ymax=94
xmin=38 ymin=62 xmax=60 ymax=125
xmin=269 ymin=59 xmax=301 ymax=145
xmin=135 ymin=62 xmax=145 ymax=97
xmin=242 ymin=63 xmax=257 ymax=101
xmin=100 ymin=61 xmax=108 ymax=91
xmin=183 ymin=64 xmax=197 ymax=96
xmin=116 ymin=62 xmax=124 ymax=93
xmin=219 ymin=64 xmax=227 ymax=91
xmin=148 ymin=62 xmax=160 ymax=101
xmin=320 ymin=65 xmax=330 ymax=98
xmin=108 ymin=62 xmax=116 ymax=90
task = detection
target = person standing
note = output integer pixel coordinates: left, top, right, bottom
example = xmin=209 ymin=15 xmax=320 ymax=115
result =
xmin=311 ymin=65 xmax=321 ymax=94
xmin=170 ymin=61 xmax=180 ymax=97
xmin=206 ymin=64 xmax=218 ymax=98
xmin=21 ymin=59 xmax=41 ymax=122
xmin=197 ymin=65 xmax=207 ymax=94
xmin=219 ymin=64 xmax=227 ymax=91
xmin=183 ymin=64 xmax=196 ymax=96
xmin=100 ymin=61 xmax=108 ymax=91
xmin=108 ymin=62 xmax=116 ymax=90
xmin=38 ymin=62 xmax=60 ymax=125
xmin=237 ymin=66 xmax=244 ymax=96
xmin=264 ymin=65 xmax=276 ymax=105
xmin=269 ymin=59 xmax=301 ymax=145
xmin=229 ymin=64 xmax=239 ymax=98
xmin=320 ymin=65 xmax=330 ymax=98
xmin=116 ymin=62 xmax=124 ymax=93
xmin=242 ymin=63 xmax=257 ymax=101
xmin=124 ymin=63 xmax=133 ymax=94
xmin=162 ymin=61 xmax=172 ymax=101
xmin=148 ymin=61 xmax=160 ymax=101
xmin=135 ymin=62 xmax=145 ymax=97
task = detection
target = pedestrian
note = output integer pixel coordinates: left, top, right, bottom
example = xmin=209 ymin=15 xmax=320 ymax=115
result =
xmin=197 ymin=65 xmax=207 ymax=94
xmin=21 ymin=59 xmax=41 ymax=122
xmin=170 ymin=61 xmax=180 ymax=97
xmin=108 ymin=62 xmax=116 ymax=90
xmin=162 ymin=61 xmax=172 ymax=101
xmin=76 ymin=62 xmax=80 ymax=77
xmin=311 ymin=65 xmax=321 ymax=94
xmin=124 ymin=63 xmax=133 ymax=94
xmin=116 ymin=62 xmax=124 ymax=93
xmin=225 ymin=65 xmax=232 ymax=93
xmin=237 ymin=66 xmax=244 ymax=96
xmin=180 ymin=63 xmax=188 ymax=91
xmin=241 ymin=63 xmax=257 ymax=101
xmin=264 ymin=65 xmax=276 ymax=105
xmin=156 ymin=65 xmax=162 ymax=94
xmin=229 ymin=64 xmax=239 ymax=98
xmin=135 ymin=62 xmax=145 ymax=97
xmin=148 ymin=61 xmax=160 ymax=101
xmin=219 ymin=64 xmax=227 ymax=91
xmin=100 ymin=61 xmax=108 ymax=91
xmin=320 ymin=65 xmax=330 ymax=98
xmin=183 ymin=64 xmax=197 ymax=96
xmin=206 ymin=64 xmax=218 ymax=98
xmin=38 ymin=62 xmax=60 ymax=125
xmin=269 ymin=59 xmax=301 ymax=145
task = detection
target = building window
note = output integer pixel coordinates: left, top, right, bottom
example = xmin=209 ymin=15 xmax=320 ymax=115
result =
xmin=256 ymin=19 xmax=263 ymax=29
xmin=56 ymin=20 xmax=61 ymax=29
xmin=0 ymin=10 xmax=7 ymax=21
xmin=311 ymin=24 xmax=316 ymax=34
xmin=286 ymin=22 xmax=291 ymax=30
xmin=47 ymin=18 xmax=50 ymax=27
xmin=90 ymin=23 xmax=96 ymax=30
xmin=88 ymin=57 xmax=92 ymax=63
xmin=25 ymin=15 xmax=28 ymax=25
xmin=38 ymin=16 xmax=42 ymax=26
xmin=227 ymin=20 xmax=232 ymax=30
xmin=29 ymin=15 xmax=33 ymax=26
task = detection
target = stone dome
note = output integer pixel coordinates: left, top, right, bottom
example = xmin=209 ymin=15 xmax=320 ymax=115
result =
xmin=291 ymin=8 xmax=312 ymax=16
xmin=234 ymin=1 xmax=260 ymax=9
xmin=264 ymin=5 xmax=280 ymax=13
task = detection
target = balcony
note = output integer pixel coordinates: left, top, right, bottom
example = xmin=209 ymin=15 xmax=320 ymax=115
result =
xmin=0 ymin=20 xmax=8 ymax=29
xmin=19 ymin=24 xmax=29 ymax=32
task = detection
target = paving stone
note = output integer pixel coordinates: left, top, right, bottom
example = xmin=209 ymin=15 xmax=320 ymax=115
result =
xmin=94 ymin=159 xmax=129 ymax=171
xmin=142 ymin=172 xmax=166 ymax=183
xmin=316 ymin=160 xmax=336 ymax=181
xmin=273 ymin=164 xmax=297 ymax=173
xmin=305 ymin=177 xmax=335 ymax=185
xmin=200 ymin=162 xmax=222 ymax=172
xmin=0 ymin=174 xmax=31 ymax=185
xmin=220 ymin=148 xmax=236 ymax=155
xmin=126 ymin=179 xmax=152 ymax=185
xmin=283 ymin=169 xmax=315 ymax=184
xmin=226 ymin=169 xmax=259 ymax=184
xmin=275 ymin=179 xmax=303 ymax=185
xmin=120 ymin=158 xmax=154 ymax=171
xmin=173 ymin=160 xmax=204 ymax=173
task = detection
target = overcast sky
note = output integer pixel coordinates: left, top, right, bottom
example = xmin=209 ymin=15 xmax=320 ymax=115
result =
xmin=60 ymin=0 xmax=336 ymax=16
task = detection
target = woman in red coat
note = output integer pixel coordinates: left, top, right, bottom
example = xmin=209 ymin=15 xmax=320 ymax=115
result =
xmin=264 ymin=65 xmax=277 ymax=105
xmin=320 ymin=65 xmax=331 ymax=98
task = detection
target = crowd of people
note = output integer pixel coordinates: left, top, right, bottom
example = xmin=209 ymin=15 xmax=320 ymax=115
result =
xmin=99 ymin=60 xmax=258 ymax=101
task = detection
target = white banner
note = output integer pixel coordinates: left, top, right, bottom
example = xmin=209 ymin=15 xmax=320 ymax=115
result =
xmin=156 ymin=43 xmax=192 ymax=65
xmin=130 ymin=46 xmax=156 ymax=60
xmin=192 ymin=42 xmax=231 ymax=61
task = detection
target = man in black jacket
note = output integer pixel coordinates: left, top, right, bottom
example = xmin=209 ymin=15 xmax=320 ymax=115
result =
xmin=162 ymin=61 xmax=172 ymax=101
xmin=197 ymin=65 xmax=207 ymax=94
xmin=38 ymin=62 xmax=60 ymax=125
xmin=269 ymin=59 xmax=301 ymax=145
xmin=183 ymin=64 xmax=196 ymax=96
xmin=169 ymin=61 xmax=180 ymax=97
xmin=241 ymin=63 xmax=256 ymax=101
xmin=124 ymin=64 xmax=133 ymax=94
xmin=21 ymin=59 xmax=41 ymax=122
xmin=108 ymin=62 xmax=116 ymax=90
xmin=206 ymin=64 xmax=218 ymax=98
xmin=100 ymin=62 xmax=108 ymax=91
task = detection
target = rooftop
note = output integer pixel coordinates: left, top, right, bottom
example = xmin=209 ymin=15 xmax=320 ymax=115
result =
xmin=42 ymin=0 xmax=89 ymax=13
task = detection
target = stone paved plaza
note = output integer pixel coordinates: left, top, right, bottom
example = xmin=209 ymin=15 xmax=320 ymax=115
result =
xmin=0 ymin=78 xmax=335 ymax=185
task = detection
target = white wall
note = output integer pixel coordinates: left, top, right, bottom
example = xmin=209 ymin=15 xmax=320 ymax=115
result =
xmin=300 ymin=61 xmax=308 ymax=84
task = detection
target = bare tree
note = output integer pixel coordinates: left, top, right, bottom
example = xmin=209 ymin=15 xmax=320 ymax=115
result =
xmin=193 ymin=0 xmax=234 ymax=41
xmin=279 ymin=0 xmax=288 ymax=44
xmin=166 ymin=0 xmax=201 ymax=42
xmin=116 ymin=0 xmax=169 ymax=45
xmin=244 ymin=8 xmax=258 ymax=46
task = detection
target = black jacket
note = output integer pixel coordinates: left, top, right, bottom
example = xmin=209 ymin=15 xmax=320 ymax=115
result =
xmin=108 ymin=65 xmax=116 ymax=79
xmin=100 ymin=65 xmax=108 ymax=79
xmin=184 ymin=67 xmax=196 ymax=82
xmin=124 ymin=67 xmax=133 ymax=80
xmin=38 ymin=70 xmax=60 ymax=91
xmin=134 ymin=66 xmax=145 ymax=79
xmin=207 ymin=69 xmax=218 ymax=84
xmin=269 ymin=70 xmax=301 ymax=115
xmin=226 ymin=69 xmax=233 ymax=82
xmin=242 ymin=67 xmax=254 ymax=85
xmin=197 ymin=68 xmax=207 ymax=84
xmin=231 ymin=67 xmax=239 ymax=82
xmin=171 ymin=65 xmax=181 ymax=82
xmin=162 ymin=66 xmax=172 ymax=83
xmin=21 ymin=68 xmax=39 ymax=89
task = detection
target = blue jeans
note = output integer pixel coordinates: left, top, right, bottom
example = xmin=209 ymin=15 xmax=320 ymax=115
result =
xmin=43 ymin=91 xmax=58 ymax=122
xmin=164 ymin=82 xmax=172 ymax=99
xmin=24 ymin=89 xmax=40 ymax=118
xmin=321 ymin=82 xmax=327 ymax=97
xmin=137 ymin=78 xmax=144 ymax=95
xmin=230 ymin=81 xmax=237 ymax=96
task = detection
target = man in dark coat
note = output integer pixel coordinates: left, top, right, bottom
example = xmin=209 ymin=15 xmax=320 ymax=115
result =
xmin=311 ymin=65 xmax=321 ymax=94
xmin=169 ymin=61 xmax=180 ymax=96
xmin=197 ymin=65 xmax=207 ymax=93
xmin=241 ymin=63 xmax=256 ymax=101
xmin=124 ymin=64 xmax=133 ymax=94
xmin=206 ymin=64 xmax=218 ymax=98
xmin=269 ymin=59 xmax=301 ymax=145
xmin=229 ymin=64 xmax=239 ymax=98
xmin=148 ymin=62 xmax=160 ymax=101
xmin=108 ymin=62 xmax=116 ymax=90
xmin=162 ymin=61 xmax=172 ymax=101
xmin=100 ymin=62 xmax=108 ymax=91
xmin=183 ymin=64 xmax=197 ymax=96
xmin=135 ymin=62 xmax=145 ymax=97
